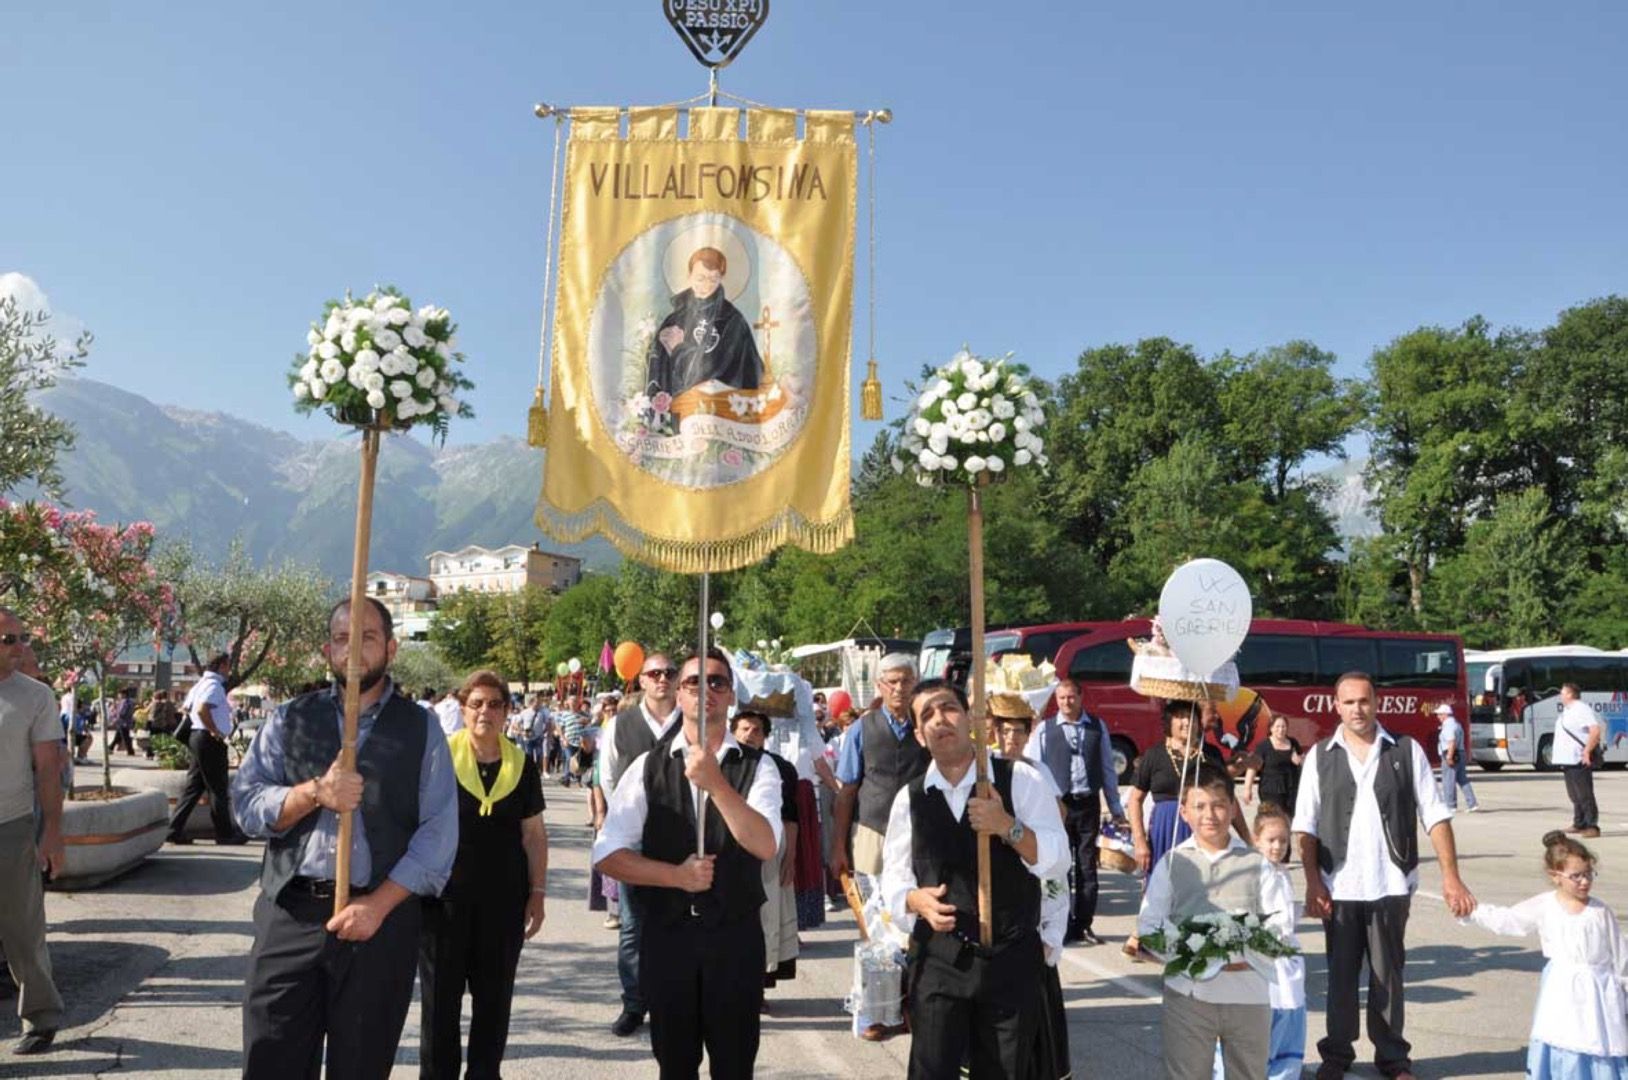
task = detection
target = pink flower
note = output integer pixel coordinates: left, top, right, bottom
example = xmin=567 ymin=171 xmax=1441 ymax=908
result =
xmin=721 ymin=448 xmax=744 ymax=468
xmin=651 ymin=392 xmax=672 ymax=413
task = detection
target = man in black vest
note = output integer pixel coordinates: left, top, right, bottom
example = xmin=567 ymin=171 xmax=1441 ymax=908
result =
xmin=231 ymin=598 xmax=458 ymax=1080
xmin=830 ymin=653 xmax=927 ymax=882
xmin=1291 ymin=670 xmax=1475 ymax=1080
xmin=1024 ymin=677 xmax=1125 ymax=946
xmin=880 ymin=679 xmax=1067 ymax=1078
xmin=599 ymin=650 xmax=682 ymax=1037
xmin=592 ymin=647 xmax=783 ymax=1080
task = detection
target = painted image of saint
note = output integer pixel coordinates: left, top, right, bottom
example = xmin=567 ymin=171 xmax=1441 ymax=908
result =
xmin=644 ymin=246 xmax=764 ymax=400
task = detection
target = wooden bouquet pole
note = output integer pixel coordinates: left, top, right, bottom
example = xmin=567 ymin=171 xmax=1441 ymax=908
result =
xmin=333 ymin=426 xmax=382 ymax=915
xmin=967 ymin=477 xmax=993 ymax=948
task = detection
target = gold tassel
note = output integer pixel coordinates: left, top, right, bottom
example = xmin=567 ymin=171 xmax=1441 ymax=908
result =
xmin=526 ymin=387 xmax=548 ymax=448
xmin=860 ymin=358 xmax=883 ymax=421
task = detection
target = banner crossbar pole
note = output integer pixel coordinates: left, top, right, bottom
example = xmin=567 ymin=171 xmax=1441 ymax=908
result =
xmin=533 ymin=102 xmax=894 ymax=124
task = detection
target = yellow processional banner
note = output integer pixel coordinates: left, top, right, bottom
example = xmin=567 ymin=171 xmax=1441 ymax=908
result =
xmin=536 ymin=106 xmax=857 ymax=573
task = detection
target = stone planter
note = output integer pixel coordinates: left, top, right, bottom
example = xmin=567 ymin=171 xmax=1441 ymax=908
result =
xmin=53 ymin=787 xmax=168 ymax=890
xmin=108 ymin=766 xmax=217 ymax=838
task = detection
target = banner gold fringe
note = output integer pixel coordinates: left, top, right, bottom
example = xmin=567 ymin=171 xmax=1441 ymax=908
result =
xmin=536 ymin=497 xmax=854 ymax=574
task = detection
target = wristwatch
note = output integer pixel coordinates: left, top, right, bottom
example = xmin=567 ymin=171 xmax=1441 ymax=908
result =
xmin=1004 ymin=820 xmax=1026 ymax=847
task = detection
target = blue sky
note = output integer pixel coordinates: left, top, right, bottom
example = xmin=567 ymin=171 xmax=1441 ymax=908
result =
xmin=4 ymin=1 xmax=1624 ymax=451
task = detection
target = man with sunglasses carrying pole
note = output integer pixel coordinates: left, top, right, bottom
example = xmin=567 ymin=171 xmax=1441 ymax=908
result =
xmin=599 ymin=650 xmax=682 ymax=1038
xmin=593 ymin=647 xmax=783 ymax=1079
xmin=0 ymin=609 xmax=66 ymax=1055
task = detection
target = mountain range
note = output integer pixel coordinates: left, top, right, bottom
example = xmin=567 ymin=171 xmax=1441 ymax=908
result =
xmin=24 ymin=378 xmax=618 ymax=582
xmin=23 ymin=377 xmax=1378 ymax=582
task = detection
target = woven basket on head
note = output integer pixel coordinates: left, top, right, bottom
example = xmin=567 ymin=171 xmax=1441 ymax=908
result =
xmin=1133 ymin=675 xmax=1231 ymax=703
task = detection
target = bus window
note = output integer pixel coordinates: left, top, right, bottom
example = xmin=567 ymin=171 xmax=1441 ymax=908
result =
xmin=1234 ymin=635 xmax=1317 ymax=686
xmin=1068 ymin=640 xmax=1134 ymax=684
xmin=1318 ymin=638 xmax=1379 ymax=684
xmin=1378 ymin=639 xmax=1459 ymax=688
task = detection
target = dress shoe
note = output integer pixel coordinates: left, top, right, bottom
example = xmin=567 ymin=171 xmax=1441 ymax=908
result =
xmin=165 ymin=834 xmax=193 ymax=846
xmin=1580 ymin=827 xmax=1602 ymax=838
xmin=15 ymin=1029 xmax=57 ymax=1054
xmin=1314 ymin=1063 xmax=1346 ymax=1080
xmin=1079 ymin=929 xmax=1105 ymax=946
xmin=610 ymin=1010 xmax=644 ymax=1037
xmin=859 ymin=1022 xmax=904 ymax=1042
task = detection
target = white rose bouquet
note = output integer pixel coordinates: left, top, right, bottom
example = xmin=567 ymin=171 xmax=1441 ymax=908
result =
xmin=891 ymin=349 xmax=1047 ymax=486
xmin=289 ymin=286 xmax=474 ymax=439
xmin=1140 ymin=911 xmax=1298 ymax=981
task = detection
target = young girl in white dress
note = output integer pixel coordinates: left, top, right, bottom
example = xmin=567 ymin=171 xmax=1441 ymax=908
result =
xmin=1462 ymin=830 xmax=1628 ymax=1079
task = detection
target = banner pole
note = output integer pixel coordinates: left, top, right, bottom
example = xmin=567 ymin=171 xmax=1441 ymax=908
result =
xmin=695 ymin=570 xmax=710 ymax=855
xmin=968 ymin=477 xmax=993 ymax=947
xmin=334 ymin=425 xmax=381 ymax=917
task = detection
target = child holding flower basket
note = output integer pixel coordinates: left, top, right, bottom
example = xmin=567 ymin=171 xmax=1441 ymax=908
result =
xmin=1138 ymin=768 xmax=1298 ymax=1080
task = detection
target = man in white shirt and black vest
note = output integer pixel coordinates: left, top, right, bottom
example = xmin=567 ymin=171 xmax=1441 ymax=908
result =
xmin=231 ymin=598 xmax=458 ymax=1080
xmin=1024 ymin=676 xmax=1125 ymax=945
xmin=592 ymin=647 xmax=782 ymax=1080
xmin=1292 ymin=670 xmax=1476 ymax=1080
xmin=831 ymin=653 xmax=928 ymax=881
xmin=880 ymin=678 xmax=1067 ymax=1077
xmin=598 ymin=650 xmax=682 ymax=1038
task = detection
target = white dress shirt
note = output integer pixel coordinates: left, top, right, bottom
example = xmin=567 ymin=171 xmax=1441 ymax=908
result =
xmin=434 ymin=696 xmax=463 ymax=736
xmin=183 ymin=671 xmax=235 ymax=738
xmin=879 ymin=756 xmax=1067 ymax=932
xmin=1136 ymin=835 xmax=1297 ymax=1005
xmin=598 ymin=700 xmax=679 ymax=799
xmin=591 ymin=726 xmax=783 ymax=864
xmin=1291 ymin=725 xmax=1453 ymax=901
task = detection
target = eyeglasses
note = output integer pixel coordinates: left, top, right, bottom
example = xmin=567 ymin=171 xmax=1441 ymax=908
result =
xmin=465 ymin=699 xmax=507 ymax=712
xmin=679 ymin=674 xmax=732 ymax=692
xmin=0 ymin=632 xmax=33 ymax=646
xmin=642 ymin=667 xmax=679 ymax=681
xmin=1559 ymin=870 xmax=1598 ymax=884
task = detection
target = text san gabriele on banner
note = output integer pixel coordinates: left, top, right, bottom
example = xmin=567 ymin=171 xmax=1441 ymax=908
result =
xmin=536 ymin=106 xmax=857 ymax=573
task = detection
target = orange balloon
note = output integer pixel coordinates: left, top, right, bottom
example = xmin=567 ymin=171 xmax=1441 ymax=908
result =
xmin=613 ymin=641 xmax=646 ymax=682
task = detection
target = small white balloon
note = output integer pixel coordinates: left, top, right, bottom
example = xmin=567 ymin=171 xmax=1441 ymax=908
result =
xmin=568 ymin=657 xmax=582 ymax=674
xmin=710 ymin=611 xmax=725 ymax=631
xmin=1157 ymin=559 xmax=1253 ymax=679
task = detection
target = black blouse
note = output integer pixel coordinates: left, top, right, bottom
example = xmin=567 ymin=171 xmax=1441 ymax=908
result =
xmin=1132 ymin=741 xmax=1227 ymax=799
xmin=1255 ymin=738 xmax=1303 ymax=797
xmin=443 ymin=755 xmax=546 ymax=901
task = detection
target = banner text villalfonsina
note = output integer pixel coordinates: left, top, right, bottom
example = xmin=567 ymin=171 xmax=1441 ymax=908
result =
xmin=588 ymin=160 xmax=829 ymax=202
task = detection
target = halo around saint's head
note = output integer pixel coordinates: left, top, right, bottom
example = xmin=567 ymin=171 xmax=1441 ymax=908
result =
xmin=662 ymin=221 xmax=752 ymax=299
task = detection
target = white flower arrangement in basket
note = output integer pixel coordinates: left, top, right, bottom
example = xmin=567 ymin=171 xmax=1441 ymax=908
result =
xmin=891 ymin=349 xmax=1047 ymax=486
xmin=288 ymin=286 xmax=474 ymax=438
xmin=1141 ymin=911 xmax=1299 ymax=981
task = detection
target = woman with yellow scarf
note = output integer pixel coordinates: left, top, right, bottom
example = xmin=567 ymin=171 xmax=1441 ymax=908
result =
xmin=418 ymin=670 xmax=549 ymax=1079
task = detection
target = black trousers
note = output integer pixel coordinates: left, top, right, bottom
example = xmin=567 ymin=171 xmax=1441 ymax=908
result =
xmin=418 ymin=890 xmax=527 ymax=1080
xmin=169 ymin=730 xmax=237 ymax=839
xmin=1061 ymin=795 xmax=1102 ymax=934
xmin=1565 ymin=764 xmax=1599 ymax=829
xmin=1319 ymin=895 xmax=1411 ymax=1076
xmin=907 ymin=930 xmax=1044 ymax=1080
xmin=642 ymin=915 xmax=765 ymax=1080
xmin=241 ymin=888 xmax=422 ymax=1080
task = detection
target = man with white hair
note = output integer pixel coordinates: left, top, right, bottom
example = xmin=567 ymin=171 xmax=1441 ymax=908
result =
xmin=829 ymin=653 xmax=927 ymax=882
xmin=1434 ymin=703 xmax=1478 ymax=812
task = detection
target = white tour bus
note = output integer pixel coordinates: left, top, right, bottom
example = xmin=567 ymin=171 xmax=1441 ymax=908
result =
xmin=1468 ymin=645 xmax=1628 ymax=771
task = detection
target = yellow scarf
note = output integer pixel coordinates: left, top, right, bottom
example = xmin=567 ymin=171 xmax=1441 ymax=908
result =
xmin=448 ymin=729 xmax=525 ymax=816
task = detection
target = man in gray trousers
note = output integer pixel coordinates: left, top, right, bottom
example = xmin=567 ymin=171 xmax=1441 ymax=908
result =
xmin=1292 ymin=671 xmax=1476 ymax=1080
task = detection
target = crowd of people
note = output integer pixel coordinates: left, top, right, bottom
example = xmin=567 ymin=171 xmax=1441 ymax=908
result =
xmin=2 ymin=596 xmax=1625 ymax=1079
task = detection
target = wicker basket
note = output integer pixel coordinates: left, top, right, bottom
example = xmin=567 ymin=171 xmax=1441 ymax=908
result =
xmin=1132 ymin=675 xmax=1231 ymax=702
xmin=1098 ymin=820 xmax=1139 ymax=874
xmin=1099 ymin=845 xmax=1138 ymax=874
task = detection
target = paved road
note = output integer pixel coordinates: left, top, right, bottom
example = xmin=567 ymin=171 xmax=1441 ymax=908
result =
xmin=0 ymin=759 xmax=1614 ymax=1077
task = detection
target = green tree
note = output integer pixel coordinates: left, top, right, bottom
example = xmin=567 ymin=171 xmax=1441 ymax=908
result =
xmin=0 ymin=296 xmax=89 ymax=497
xmin=612 ymin=562 xmax=700 ymax=656
xmin=392 ymin=641 xmax=460 ymax=696
xmin=486 ymin=586 xmax=553 ymax=691
xmin=161 ymin=540 xmax=332 ymax=691
xmin=427 ymin=589 xmax=499 ymax=671
xmin=540 ymin=574 xmax=619 ymax=668
xmin=1215 ymin=340 xmax=1364 ymax=503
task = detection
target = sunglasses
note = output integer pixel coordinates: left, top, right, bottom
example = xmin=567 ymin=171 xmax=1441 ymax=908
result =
xmin=679 ymin=674 xmax=732 ymax=692
xmin=465 ymin=698 xmax=507 ymax=712
xmin=0 ymin=632 xmax=34 ymax=646
xmin=642 ymin=667 xmax=679 ymax=681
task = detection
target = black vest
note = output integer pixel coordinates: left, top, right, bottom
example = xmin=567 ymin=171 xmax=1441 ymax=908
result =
xmin=609 ymin=703 xmax=671 ymax=792
xmin=261 ymin=689 xmax=427 ymax=900
xmin=1041 ymin=713 xmax=1106 ymax=796
xmin=1314 ymin=734 xmax=1419 ymax=877
xmin=908 ymin=756 xmax=1041 ymax=946
xmin=858 ymin=709 xmax=930 ymax=834
xmin=640 ymin=741 xmax=766 ymax=927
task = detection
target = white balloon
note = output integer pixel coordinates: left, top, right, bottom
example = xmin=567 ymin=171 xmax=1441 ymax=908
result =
xmin=568 ymin=657 xmax=582 ymax=674
xmin=710 ymin=611 xmax=726 ymax=630
xmin=1157 ymin=559 xmax=1252 ymax=678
